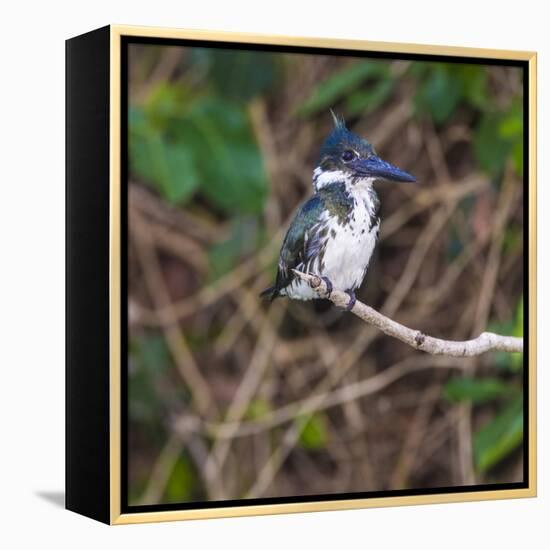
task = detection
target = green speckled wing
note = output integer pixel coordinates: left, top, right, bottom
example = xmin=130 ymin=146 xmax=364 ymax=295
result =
xmin=275 ymin=194 xmax=326 ymax=292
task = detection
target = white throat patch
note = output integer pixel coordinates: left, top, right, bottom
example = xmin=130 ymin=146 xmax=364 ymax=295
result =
xmin=312 ymin=167 xmax=376 ymax=193
xmin=312 ymin=168 xmax=348 ymax=191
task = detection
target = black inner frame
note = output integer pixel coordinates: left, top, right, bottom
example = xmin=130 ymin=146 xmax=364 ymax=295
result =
xmin=120 ymin=35 xmax=530 ymax=515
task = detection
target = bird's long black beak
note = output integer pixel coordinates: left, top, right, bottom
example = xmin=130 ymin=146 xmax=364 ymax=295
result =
xmin=353 ymin=155 xmax=416 ymax=183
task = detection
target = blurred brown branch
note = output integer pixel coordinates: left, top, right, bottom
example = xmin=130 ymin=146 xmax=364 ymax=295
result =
xmin=292 ymin=270 xmax=523 ymax=356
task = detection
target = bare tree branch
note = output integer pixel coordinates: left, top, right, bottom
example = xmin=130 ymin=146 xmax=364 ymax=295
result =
xmin=292 ymin=270 xmax=523 ymax=356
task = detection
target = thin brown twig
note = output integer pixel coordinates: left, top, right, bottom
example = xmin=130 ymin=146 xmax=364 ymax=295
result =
xmin=210 ymin=356 xmax=468 ymax=439
xmin=243 ymin=356 xmax=468 ymax=498
xmin=382 ymin=174 xmax=488 ymax=240
xmin=136 ymin=225 xmax=285 ymax=327
xmin=203 ymin=303 xmax=286 ymax=499
xmin=457 ymin=165 xmax=519 ymax=484
xmin=389 ymin=383 xmax=442 ymax=489
xmin=383 ymin=204 xmax=455 ymax=314
xmin=130 ymin=184 xmax=221 ymax=244
xmin=139 ymin=433 xmax=182 ymax=505
xmin=132 ymin=211 xmax=214 ymax=417
xmin=133 ymin=47 xmax=184 ymax=103
xmin=214 ymin=276 xmax=270 ymax=357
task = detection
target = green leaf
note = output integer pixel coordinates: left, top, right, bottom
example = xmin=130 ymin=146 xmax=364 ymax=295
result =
xmin=510 ymin=297 xmax=524 ymax=371
xmin=499 ymin=101 xmax=524 ymax=176
xmin=514 ymin=296 xmax=524 ymax=338
xmin=245 ymin=399 xmax=271 ymax=421
xmin=502 ymin=225 xmax=522 ymax=256
xmin=473 ymin=113 xmax=513 ymax=176
xmin=473 ymin=395 xmax=523 ymax=472
xmin=345 ymin=79 xmax=394 ymax=115
xmin=206 ymin=49 xmax=279 ymax=102
xmin=499 ymin=100 xmax=523 ymax=137
xmin=128 ymin=335 xmax=172 ymax=426
xmin=415 ymin=65 xmax=462 ymax=124
xmin=164 ymin=456 xmax=195 ymax=503
xmin=143 ymin=82 xmax=191 ymax=130
xmin=487 ymin=304 xmax=523 ymax=372
xmin=414 ymin=64 xmax=489 ymax=124
xmin=135 ymin=335 xmax=172 ymax=373
xmin=511 ymin=140 xmax=524 ymax=175
xmin=296 ymin=61 xmax=388 ymax=116
xmin=208 ymin=218 xmax=262 ymax=280
xmin=458 ymin=65 xmax=489 ymax=110
xmin=473 ymin=98 xmax=524 ymax=178
xmin=129 ymin=127 xmax=199 ymax=204
xmin=182 ymin=98 xmax=268 ymax=214
xmin=131 ymin=92 xmax=268 ymax=214
xmin=298 ymin=413 xmax=328 ymax=450
xmin=443 ymin=376 xmax=516 ymax=404
xmin=161 ymin=146 xmax=199 ymax=203
xmin=499 ymin=114 xmax=523 ymax=138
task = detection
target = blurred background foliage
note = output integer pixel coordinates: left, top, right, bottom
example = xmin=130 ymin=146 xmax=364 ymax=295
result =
xmin=128 ymin=44 xmax=524 ymax=506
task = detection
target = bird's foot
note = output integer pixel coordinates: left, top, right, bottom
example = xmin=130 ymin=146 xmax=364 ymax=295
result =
xmin=321 ymin=277 xmax=333 ymax=298
xmin=344 ymin=289 xmax=356 ymax=311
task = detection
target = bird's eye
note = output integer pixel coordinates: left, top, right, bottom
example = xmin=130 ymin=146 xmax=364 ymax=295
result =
xmin=342 ymin=150 xmax=356 ymax=162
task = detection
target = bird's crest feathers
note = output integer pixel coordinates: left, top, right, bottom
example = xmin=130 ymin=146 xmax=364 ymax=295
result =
xmin=330 ymin=109 xmax=347 ymax=130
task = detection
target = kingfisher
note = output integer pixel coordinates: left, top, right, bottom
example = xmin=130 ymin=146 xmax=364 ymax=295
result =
xmin=260 ymin=113 xmax=416 ymax=309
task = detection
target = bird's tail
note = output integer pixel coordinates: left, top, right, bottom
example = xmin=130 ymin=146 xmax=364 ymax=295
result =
xmin=259 ymin=285 xmax=280 ymax=301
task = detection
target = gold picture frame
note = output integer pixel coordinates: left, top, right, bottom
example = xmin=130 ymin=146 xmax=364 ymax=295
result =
xmin=66 ymin=24 xmax=537 ymax=525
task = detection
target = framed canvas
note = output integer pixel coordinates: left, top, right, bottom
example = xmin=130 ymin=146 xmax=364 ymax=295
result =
xmin=66 ymin=25 xmax=537 ymax=525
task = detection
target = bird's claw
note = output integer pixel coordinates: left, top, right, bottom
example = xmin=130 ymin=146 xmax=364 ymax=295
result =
xmin=321 ymin=277 xmax=333 ymax=298
xmin=344 ymin=290 xmax=356 ymax=311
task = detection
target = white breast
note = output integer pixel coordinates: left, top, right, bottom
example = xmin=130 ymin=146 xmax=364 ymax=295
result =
xmin=283 ymin=184 xmax=379 ymax=300
xmin=322 ymin=197 xmax=379 ymax=292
